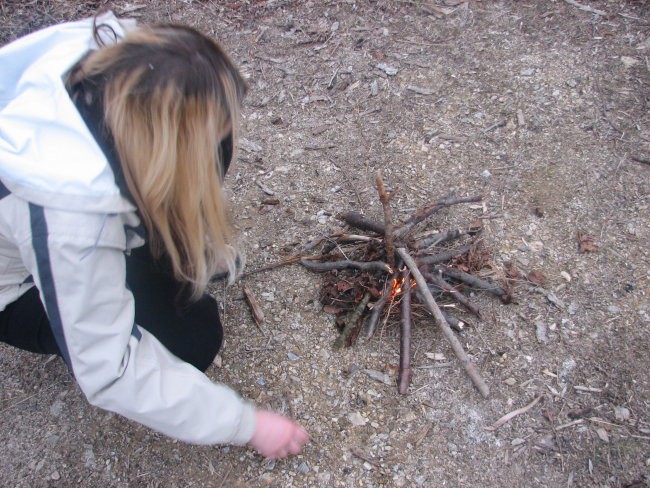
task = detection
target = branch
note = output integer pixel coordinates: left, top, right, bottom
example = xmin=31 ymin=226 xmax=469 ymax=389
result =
xmin=415 ymin=226 xmax=481 ymax=249
xmin=437 ymin=265 xmax=511 ymax=303
xmin=338 ymin=211 xmax=385 ymax=235
xmin=397 ymin=248 xmax=490 ymax=398
xmin=398 ymin=268 xmax=413 ymax=394
xmin=394 ymin=195 xmax=482 ymax=238
xmin=375 ymin=170 xmax=396 ymax=268
xmin=300 ymin=259 xmax=392 ymax=274
xmin=334 ymin=292 xmax=371 ymax=349
xmin=415 ymin=244 xmax=471 ymax=266
xmin=365 ymin=274 xmax=397 ymax=339
xmin=424 ymin=271 xmax=482 ymax=318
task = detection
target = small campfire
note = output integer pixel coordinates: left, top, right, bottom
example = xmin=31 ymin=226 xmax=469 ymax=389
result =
xmin=296 ymin=171 xmax=512 ymax=397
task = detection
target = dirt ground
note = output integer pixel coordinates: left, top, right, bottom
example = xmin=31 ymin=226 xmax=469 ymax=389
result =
xmin=1 ymin=1 xmax=649 ymax=487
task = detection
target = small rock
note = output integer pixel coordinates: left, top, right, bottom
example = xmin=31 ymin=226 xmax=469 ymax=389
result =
xmin=370 ymin=79 xmax=378 ymax=97
xmin=520 ymin=68 xmax=535 ymax=76
xmin=482 ymin=169 xmax=492 ymax=178
xmin=620 ymin=56 xmax=639 ymax=68
xmin=503 ymin=377 xmax=517 ymax=386
xmin=239 ymin=137 xmax=262 ymax=153
xmin=287 ymin=352 xmax=299 ymax=361
xmin=511 ymin=438 xmax=525 ymax=446
xmin=298 ymin=462 xmax=310 ymax=474
xmin=595 ymin=427 xmax=610 ymax=443
xmin=348 ymin=412 xmax=369 ymax=426
xmin=607 ymin=305 xmax=621 ymax=314
xmin=376 ymin=63 xmax=398 ymax=76
xmin=566 ymin=79 xmax=577 ymax=88
xmin=212 ymin=355 xmax=223 ymax=368
xmin=560 ymin=271 xmax=572 ymax=282
xmin=535 ymin=321 xmax=548 ymax=343
xmin=614 ymin=407 xmax=630 ymax=422
xmin=536 ymin=434 xmax=556 ymax=450
xmin=363 ymin=369 xmax=393 ymax=386
xmin=50 ymin=400 xmax=64 ymax=417
xmin=51 ymin=471 xmax=60 ymax=481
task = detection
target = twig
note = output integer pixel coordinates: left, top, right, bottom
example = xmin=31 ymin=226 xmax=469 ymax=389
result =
xmin=415 ymin=226 xmax=481 ymax=249
xmin=441 ymin=311 xmax=465 ymax=332
xmin=482 ymin=118 xmax=507 ymax=133
xmin=394 ymin=195 xmax=482 ymax=238
xmin=484 ymin=396 xmax=543 ymax=431
xmin=334 ymin=293 xmax=371 ymax=349
xmin=375 ymin=170 xmax=396 ymax=268
xmin=365 ymin=275 xmax=396 ymax=338
xmin=398 ymin=268 xmax=413 ymax=394
xmin=300 ymin=259 xmax=392 ymax=274
xmin=242 ymin=285 xmax=267 ymax=335
xmin=339 ymin=211 xmax=385 ymax=235
xmin=437 ymin=265 xmax=511 ymax=303
xmin=424 ymin=271 xmax=482 ymax=318
xmin=562 ymin=0 xmax=607 ymax=16
xmin=217 ymin=466 xmax=233 ymax=488
xmin=397 ymin=248 xmax=490 ymax=398
xmin=415 ymin=244 xmax=471 ymax=265
xmin=631 ymin=155 xmax=650 ymax=166
xmin=350 ymin=447 xmax=383 ymax=468
xmin=243 ymin=255 xmax=317 ymax=277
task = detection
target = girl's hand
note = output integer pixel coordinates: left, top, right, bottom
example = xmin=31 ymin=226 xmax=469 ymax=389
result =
xmin=249 ymin=410 xmax=309 ymax=459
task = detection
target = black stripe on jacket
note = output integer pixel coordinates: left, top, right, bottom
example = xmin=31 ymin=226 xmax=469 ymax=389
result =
xmin=28 ymin=203 xmax=72 ymax=367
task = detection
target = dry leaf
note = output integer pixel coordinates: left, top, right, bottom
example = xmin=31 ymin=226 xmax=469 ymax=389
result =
xmin=577 ymin=232 xmax=599 ymax=253
xmin=527 ymin=270 xmax=547 ymax=286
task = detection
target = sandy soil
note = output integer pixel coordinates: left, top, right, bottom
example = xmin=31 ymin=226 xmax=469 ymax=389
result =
xmin=1 ymin=1 xmax=649 ymax=487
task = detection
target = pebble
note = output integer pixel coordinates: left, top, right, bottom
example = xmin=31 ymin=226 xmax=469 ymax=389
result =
xmin=298 ymin=462 xmax=310 ymax=474
xmin=51 ymin=470 xmax=60 ymax=481
xmin=287 ymin=352 xmax=299 ymax=361
xmin=482 ymin=169 xmax=492 ymax=178
xmin=376 ymin=63 xmax=398 ymax=76
xmin=607 ymin=305 xmax=621 ymax=314
xmin=520 ymin=68 xmax=535 ymax=76
xmin=535 ymin=321 xmax=548 ymax=343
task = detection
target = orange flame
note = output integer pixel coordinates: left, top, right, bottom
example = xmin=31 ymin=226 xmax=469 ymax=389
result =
xmin=386 ymin=276 xmax=416 ymax=299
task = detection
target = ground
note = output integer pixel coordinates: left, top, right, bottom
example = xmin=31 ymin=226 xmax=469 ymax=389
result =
xmin=1 ymin=1 xmax=649 ymax=487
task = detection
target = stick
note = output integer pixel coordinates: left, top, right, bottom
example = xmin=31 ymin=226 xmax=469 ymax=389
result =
xmin=242 ymin=285 xmax=267 ymax=335
xmin=437 ymin=265 xmax=511 ymax=303
xmin=397 ymin=248 xmax=490 ymax=397
xmin=484 ymin=396 xmax=543 ymax=431
xmin=398 ymin=268 xmax=413 ymax=394
xmin=415 ymin=244 xmax=471 ymax=265
xmin=365 ymin=274 xmax=397 ymax=338
xmin=562 ymin=0 xmax=607 ymax=16
xmin=424 ymin=271 xmax=482 ymax=318
xmin=375 ymin=170 xmax=396 ymax=268
xmin=338 ymin=211 xmax=385 ymax=235
xmin=243 ymin=255 xmax=316 ymax=277
xmin=334 ymin=292 xmax=371 ymax=349
xmin=394 ymin=195 xmax=482 ymax=238
xmin=415 ymin=227 xmax=480 ymax=249
xmin=300 ymin=259 xmax=392 ymax=274
xmin=441 ymin=311 xmax=465 ymax=332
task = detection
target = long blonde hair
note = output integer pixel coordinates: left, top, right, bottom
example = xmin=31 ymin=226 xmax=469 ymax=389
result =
xmin=68 ymin=23 xmax=247 ymax=301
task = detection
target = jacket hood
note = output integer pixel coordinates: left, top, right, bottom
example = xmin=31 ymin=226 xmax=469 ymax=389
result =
xmin=0 ymin=12 xmax=137 ymax=213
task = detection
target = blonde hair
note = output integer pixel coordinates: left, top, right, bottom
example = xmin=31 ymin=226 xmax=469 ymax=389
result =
xmin=68 ymin=23 xmax=247 ymax=301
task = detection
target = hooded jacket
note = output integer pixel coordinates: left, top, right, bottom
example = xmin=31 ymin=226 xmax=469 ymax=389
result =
xmin=0 ymin=13 xmax=255 ymax=446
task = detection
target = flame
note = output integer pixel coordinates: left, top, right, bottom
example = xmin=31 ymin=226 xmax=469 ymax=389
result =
xmin=386 ymin=276 xmax=416 ymax=299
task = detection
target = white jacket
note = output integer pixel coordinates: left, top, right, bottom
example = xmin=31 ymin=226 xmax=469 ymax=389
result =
xmin=0 ymin=13 xmax=255 ymax=446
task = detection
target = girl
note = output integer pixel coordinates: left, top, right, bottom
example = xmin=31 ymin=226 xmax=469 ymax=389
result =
xmin=0 ymin=12 xmax=308 ymax=460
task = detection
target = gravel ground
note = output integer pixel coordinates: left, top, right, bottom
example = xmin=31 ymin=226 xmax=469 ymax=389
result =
xmin=1 ymin=1 xmax=649 ymax=487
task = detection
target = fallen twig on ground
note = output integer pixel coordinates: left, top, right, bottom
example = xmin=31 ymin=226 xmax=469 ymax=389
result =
xmin=484 ymin=396 xmax=544 ymax=431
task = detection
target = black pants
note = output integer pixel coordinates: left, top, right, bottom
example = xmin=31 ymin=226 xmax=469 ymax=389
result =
xmin=0 ymin=246 xmax=223 ymax=372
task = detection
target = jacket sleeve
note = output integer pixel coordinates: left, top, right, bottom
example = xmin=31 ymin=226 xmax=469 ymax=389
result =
xmin=18 ymin=203 xmax=256 ymax=445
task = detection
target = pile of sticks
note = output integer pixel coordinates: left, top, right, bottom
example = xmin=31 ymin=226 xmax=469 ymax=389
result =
xmin=299 ymin=171 xmax=512 ymax=397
